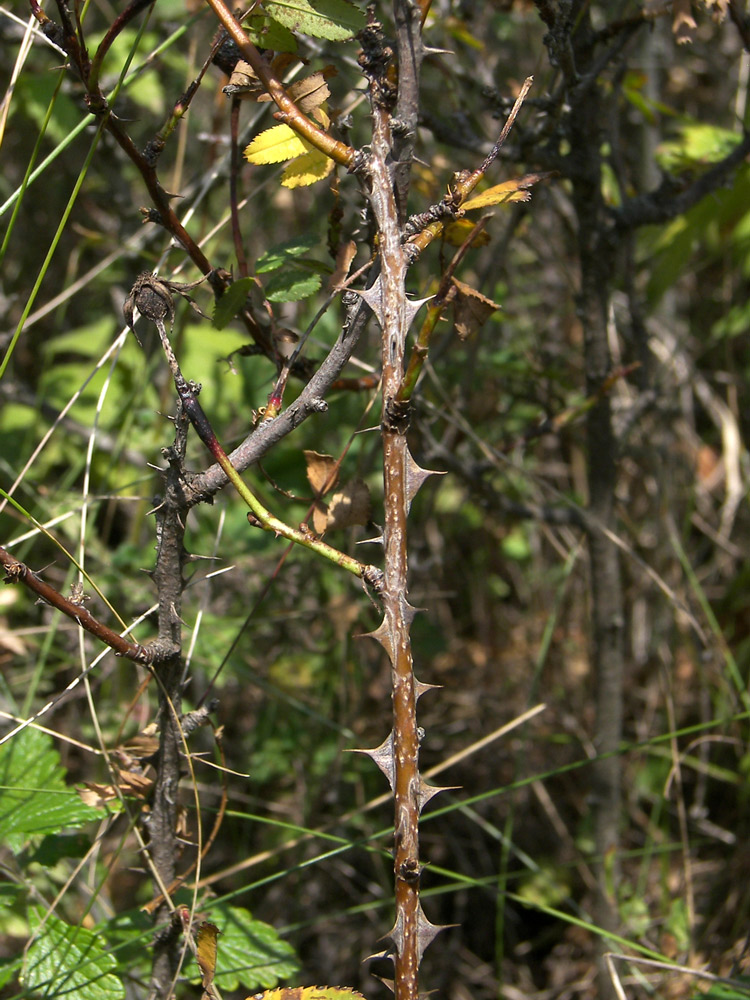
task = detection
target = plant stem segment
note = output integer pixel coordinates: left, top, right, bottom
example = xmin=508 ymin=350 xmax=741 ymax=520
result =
xmin=172 ymin=375 xmax=382 ymax=587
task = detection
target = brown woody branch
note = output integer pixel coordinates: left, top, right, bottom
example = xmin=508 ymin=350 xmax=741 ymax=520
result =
xmin=0 ymin=545 xmax=150 ymax=662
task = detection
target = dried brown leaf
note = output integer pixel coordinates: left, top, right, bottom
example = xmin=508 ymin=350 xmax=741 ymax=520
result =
xmin=328 ymin=240 xmax=357 ymax=289
xmin=78 ymin=782 xmax=117 ymax=807
xmin=451 ymin=278 xmax=501 ymax=340
xmin=303 ymin=450 xmax=339 ymax=495
xmin=118 ymin=769 xmax=153 ymax=797
xmin=324 ymin=479 xmax=371 ymax=531
xmin=288 ymin=71 xmax=331 ymax=113
xmin=673 ymin=0 xmax=697 ymax=42
xmin=223 ymin=60 xmax=264 ymax=99
xmin=311 ymin=499 xmax=329 ymax=535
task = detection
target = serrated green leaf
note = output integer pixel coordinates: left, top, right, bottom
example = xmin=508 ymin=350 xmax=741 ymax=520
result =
xmin=213 ymin=277 xmax=256 ymax=329
xmin=265 ymin=267 xmax=322 ymax=302
xmin=244 ymin=14 xmax=298 ymax=52
xmin=265 ymin=0 xmax=364 ymax=40
xmin=27 ymin=832 xmax=91 ymax=867
xmin=0 ymin=960 xmax=20 ymax=991
xmin=198 ymin=904 xmax=298 ymax=992
xmin=0 ymin=728 xmax=102 ymax=852
xmin=24 ymin=909 xmax=124 ymax=1000
xmin=256 ymin=235 xmax=319 ymax=273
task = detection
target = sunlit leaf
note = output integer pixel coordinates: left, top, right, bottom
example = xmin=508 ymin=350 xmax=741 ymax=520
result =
xmin=462 ymin=175 xmax=541 ymax=211
xmin=443 ymin=219 xmax=490 ymax=247
xmin=256 ymin=235 xmax=319 ymax=273
xmin=245 ymin=124 xmax=310 ymax=164
xmin=0 ymin=728 xmax=102 ymax=853
xmin=247 ymin=988 xmax=367 ymax=1000
xmin=324 ymin=479 xmax=371 ymax=531
xmin=24 ymin=909 xmax=124 ymax=1000
xmin=265 ymin=267 xmax=322 ymax=302
xmin=281 ymin=149 xmax=335 ymax=188
xmin=196 ymin=922 xmax=220 ymax=991
xmin=657 ymin=122 xmax=741 ymax=173
xmin=265 ymin=0 xmax=365 ymax=40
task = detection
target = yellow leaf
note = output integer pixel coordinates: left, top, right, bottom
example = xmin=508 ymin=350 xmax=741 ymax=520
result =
xmin=462 ymin=179 xmax=532 ymax=211
xmin=282 ymin=149 xmax=335 ymax=188
xmin=248 ymin=989 xmax=367 ymax=1000
xmin=313 ymin=106 xmax=330 ymax=129
xmin=443 ymin=219 xmax=491 ymax=247
xmin=196 ymin=922 xmax=219 ymax=991
xmin=245 ymin=124 xmax=309 ymax=164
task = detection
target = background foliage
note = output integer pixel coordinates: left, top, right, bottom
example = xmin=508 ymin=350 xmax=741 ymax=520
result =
xmin=2 ymin=1 xmax=750 ymax=999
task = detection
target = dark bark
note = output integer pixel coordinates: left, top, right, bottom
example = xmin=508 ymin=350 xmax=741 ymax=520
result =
xmin=551 ymin=4 xmax=626 ymax=993
xmin=146 ymin=402 xmax=191 ymax=1000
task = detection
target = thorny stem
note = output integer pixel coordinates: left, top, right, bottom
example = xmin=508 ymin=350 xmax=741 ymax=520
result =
xmin=147 ymin=399 xmax=192 ymax=1000
xmin=362 ymin=8 xmax=426 ymax=998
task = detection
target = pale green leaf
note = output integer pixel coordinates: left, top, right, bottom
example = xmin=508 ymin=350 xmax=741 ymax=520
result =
xmin=0 ymin=728 xmax=102 ymax=852
xmin=198 ymin=904 xmax=299 ymax=992
xmin=245 ymin=124 xmax=309 ymax=164
xmin=24 ymin=909 xmax=124 ymax=1000
xmin=265 ymin=267 xmax=322 ymax=302
xmin=213 ymin=277 xmax=256 ymax=329
xmin=244 ymin=14 xmax=298 ymax=52
xmin=265 ymin=0 xmax=365 ymax=40
xmin=256 ymin=235 xmax=319 ymax=273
